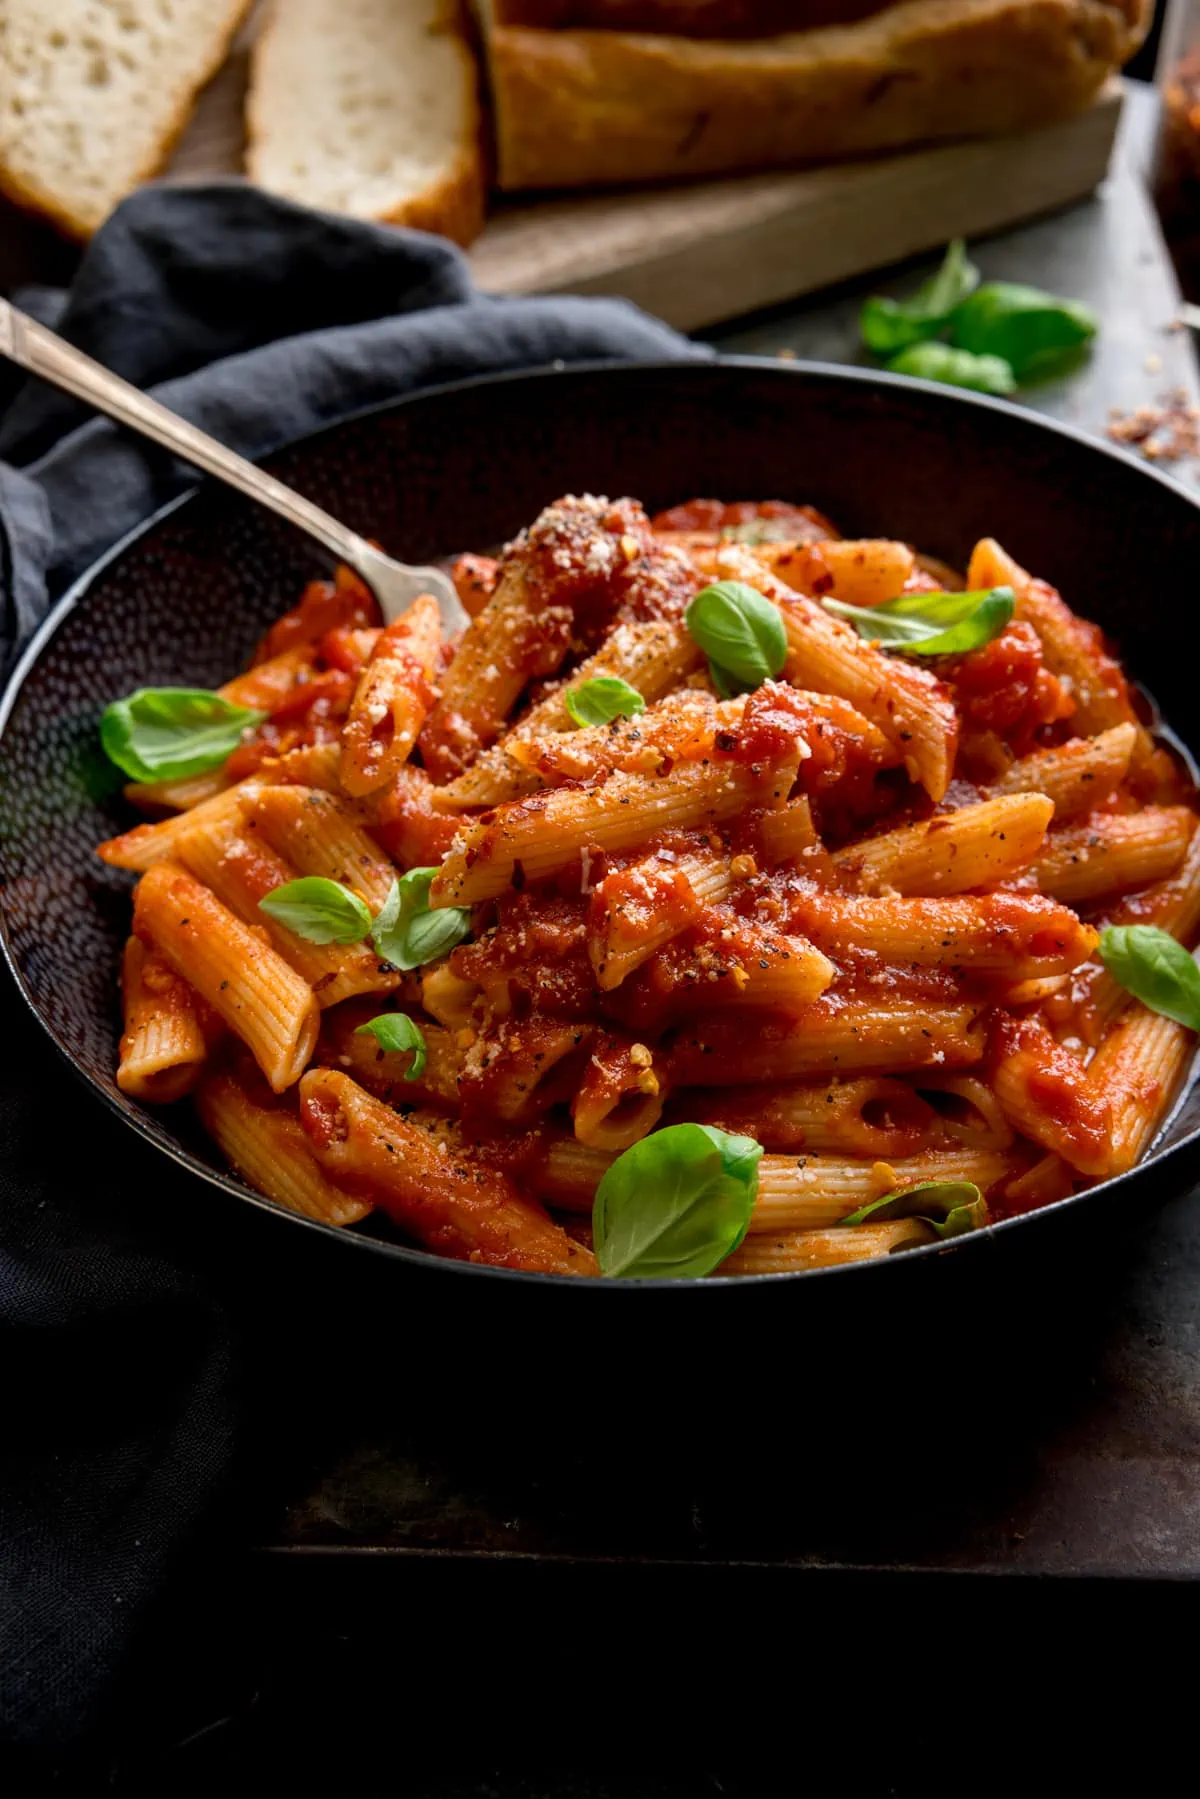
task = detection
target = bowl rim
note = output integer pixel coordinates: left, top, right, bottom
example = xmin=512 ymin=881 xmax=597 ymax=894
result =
xmin=3 ymin=352 xmax=1199 ymax=1292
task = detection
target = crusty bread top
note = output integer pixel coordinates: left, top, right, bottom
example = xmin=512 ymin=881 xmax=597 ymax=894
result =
xmin=486 ymin=0 xmax=1151 ymax=190
xmin=485 ymin=0 xmax=897 ymax=32
xmin=247 ymin=0 xmax=484 ymax=242
xmin=0 ymin=0 xmax=253 ymax=239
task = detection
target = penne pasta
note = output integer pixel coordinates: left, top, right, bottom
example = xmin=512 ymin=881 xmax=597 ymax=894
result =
xmin=669 ymin=997 xmax=986 ymax=1085
xmin=299 ymin=1068 xmax=597 ymax=1274
xmin=340 ymin=593 xmax=441 ymax=797
xmin=1034 ymin=808 xmax=1194 ymax=904
xmin=991 ymin=723 xmax=1137 ymax=821
xmin=721 ymin=1220 xmax=934 ymax=1275
xmin=246 ymin=784 xmax=397 ymax=909
xmin=572 ymin=1032 xmax=668 ymax=1151
xmin=117 ymin=935 xmax=210 ymax=1103
xmin=989 ymin=1016 xmax=1111 ymax=1176
xmin=133 ymin=863 xmax=319 ymax=1093
xmin=99 ymin=780 xmax=264 ymax=873
xmin=678 ymin=1076 xmax=939 ymax=1158
xmin=196 ymin=1069 xmax=373 ymax=1226
xmin=1084 ymin=1000 xmax=1199 ymax=1176
xmin=786 ymin=886 xmax=1097 ymax=979
xmin=831 ymin=793 xmax=1054 ymax=896
xmin=753 ymin=537 xmax=916 ymax=610
xmin=748 ymin=1147 xmax=1012 ymax=1232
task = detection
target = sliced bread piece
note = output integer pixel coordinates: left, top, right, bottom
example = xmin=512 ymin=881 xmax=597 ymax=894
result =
xmin=482 ymin=0 xmax=1149 ymax=190
xmin=246 ymin=0 xmax=485 ymax=247
xmin=0 ymin=0 xmax=253 ymax=238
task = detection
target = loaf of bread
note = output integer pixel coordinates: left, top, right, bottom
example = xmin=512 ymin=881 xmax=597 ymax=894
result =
xmin=482 ymin=0 xmax=1150 ymax=191
xmin=246 ymin=0 xmax=485 ymax=246
xmin=0 ymin=0 xmax=253 ymax=239
xmin=487 ymin=0 xmax=897 ymax=31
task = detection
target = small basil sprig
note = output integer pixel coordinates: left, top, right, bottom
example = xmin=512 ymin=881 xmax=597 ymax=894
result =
xmin=100 ymin=687 xmax=266 ymax=782
xmin=592 ymin=1123 xmax=762 ymax=1279
xmin=684 ymin=580 xmax=787 ymax=696
xmin=860 ymin=238 xmax=979 ymax=356
xmin=1098 ymin=925 xmax=1200 ymax=1031
xmin=823 ymin=585 xmax=1014 ymax=657
xmin=887 ymin=342 xmax=1017 ymax=396
xmin=841 ymin=1179 xmax=987 ymax=1240
xmin=371 ymin=867 xmax=471 ymax=972
xmin=259 ymin=876 xmax=373 ymax=944
xmin=258 ymin=867 xmax=470 ymax=968
xmin=354 ymin=1012 xmax=428 ymax=1079
xmin=564 ymin=676 xmax=646 ymax=729
xmin=951 ymin=282 xmax=1097 ymax=383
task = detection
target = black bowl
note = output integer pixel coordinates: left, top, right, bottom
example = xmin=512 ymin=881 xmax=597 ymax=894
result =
xmin=3 ymin=357 xmax=1200 ymax=1299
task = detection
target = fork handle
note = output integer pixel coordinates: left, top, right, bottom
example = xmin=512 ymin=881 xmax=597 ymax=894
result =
xmin=0 ymin=297 xmax=374 ymax=574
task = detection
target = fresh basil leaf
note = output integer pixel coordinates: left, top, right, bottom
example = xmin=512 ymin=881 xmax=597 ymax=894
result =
xmin=354 ymin=1012 xmax=428 ymax=1080
xmin=860 ymin=239 xmax=980 ymax=356
xmin=564 ymin=676 xmax=647 ymax=729
xmin=99 ymin=687 xmax=266 ymax=782
xmin=259 ymin=876 xmax=373 ymax=944
xmin=1098 ymin=925 xmax=1200 ymax=1032
xmin=886 ymin=342 xmax=1017 ymax=396
xmin=593 ymin=1122 xmax=762 ymax=1279
xmin=823 ymin=586 xmax=1014 ymax=657
xmin=950 ymin=281 xmax=1097 ymax=382
xmin=371 ymin=868 xmax=471 ymax=972
xmin=841 ymin=1179 xmax=987 ymax=1240
xmin=684 ymin=580 xmax=787 ymax=695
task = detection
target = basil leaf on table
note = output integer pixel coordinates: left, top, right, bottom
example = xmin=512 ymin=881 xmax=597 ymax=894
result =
xmin=950 ymin=282 xmax=1097 ymax=382
xmin=592 ymin=1122 xmax=763 ymax=1279
xmin=1098 ymin=925 xmax=1200 ymax=1032
xmin=258 ymin=876 xmax=373 ymax=944
xmin=823 ymin=586 xmax=1014 ymax=656
xmin=860 ymin=238 xmax=980 ymax=356
xmin=354 ymin=1012 xmax=428 ymax=1080
xmin=684 ymin=580 xmax=787 ymax=695
xmin=564 ymin=676 xmax=646 ymax=729
xmin=371 ymin=867 xmax=471 ymax=971
xmin=841 ymin=1179 xmax=987 ymax=1240
xmin=100 ymin=687 xmax=266 ymax=782
xmin=886 ymin=342 xmax=1018 ymax=396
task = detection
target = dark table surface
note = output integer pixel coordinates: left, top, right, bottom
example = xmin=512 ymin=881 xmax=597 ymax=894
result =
xmin=17 ymin=80 xmax=1200 ymax=1798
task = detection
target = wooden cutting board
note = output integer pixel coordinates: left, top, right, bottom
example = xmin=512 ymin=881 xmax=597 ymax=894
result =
xmin=164 ymin=40 xmax=1123 ymax=334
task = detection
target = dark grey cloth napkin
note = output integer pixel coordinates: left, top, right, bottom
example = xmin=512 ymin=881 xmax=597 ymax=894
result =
xmin=0 ymin=181 xmax=707 ymax=1754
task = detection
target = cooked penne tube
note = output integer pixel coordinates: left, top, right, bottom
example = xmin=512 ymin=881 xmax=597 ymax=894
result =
xmin=431 ymin=618 xmax=704 ymax=811
xmin=124 ymin=769 xmax=230 ymax=813
xmin=831 ymin=793 xmax=1054 ymax=896
xmin=626 ymin=913 xmax=836 ymax=1023
xmin=339 ymin=593 xmax=441 ymax=797
xmin=586 ymin=840 xmax=751 ymax=990
xmin=786 ymin=886 xmax=1097 ymax=979
xmin=420 ymin=963 xmax=481 ymax=1030
xmin=967 ymin=539 xmax=1139 ymax=738
xmin=572 ymin=1033 xmax=668 ymax=1151
xmin=711 ymin=546 xmax=958 ymax=801
xmin=432 ymin=753 xmax=800 ymax=907
xmin=257 ymin=740 xmax=343 ymax=791
xmin=677 ymin=1076 xmax=939 ymax=1157
xmin=99 ymin=780 xmax=264 ymax=872
xmin=459 ymin=1017 xmax=597 ymax=1125
xmin=1001 ymin=1152 xmax=1076 ymax=1214
xmin=299 ymin=1068 xmax=597 ymax=1274
xmin=669 ymin=997 xmax=985 ymax=1085
xmin=522 ymin=1134 xmax=615 ymax=1211
xmin=757 ymin=797 xmax=820 ymax=866
xmin=1063 ymin=820 xmax=1200 ymax=1044
xmin=748 ymin=1147 xmax=1011 ymax=1232
xmin=1034 ymin=808 xmax=1194 ymax=903
xmin=420 ymin=496 xmax=649 ymax=780
xmin=1084 ymin=1001 xmax=1199 ymax=1176
xmin=133 ymin=863 xmax=319 ymax=1092
xmin=246 ymin=784 xmax=397 ymax=909
xmin=221 ymin=644 xmax=316 ymax=712
xmin=989 ymin=1016 xmax=1111 ymax=1176
xmin=319 ymin=1000 xmax=463 ymax=1109
xmin=117 ymin=936 xmax=210 ymax=1103
xmin=174 ymin=816 xmax=398 ymax=1010
xmin=754 ymin=538 xmax=916 ymax=610
xmin=720 ymin=1220 xmax=933 ymax=1275
xmin=991 ymin=723 xmax=1137 ymax=821
xmin=911 ymin=1075 xmax=1015 ymax=1150
xmin=196 ymin=1069 xmax=372 ymax=1226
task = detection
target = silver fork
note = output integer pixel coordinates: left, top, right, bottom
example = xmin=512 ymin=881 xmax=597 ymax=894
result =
xmin=0 ymin=297 xmax=467 ymax=632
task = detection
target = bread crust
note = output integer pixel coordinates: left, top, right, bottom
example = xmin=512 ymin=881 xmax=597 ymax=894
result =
xmin=488 ymin=0 xmax=1151 ymax=190
xmin=488 ymin=0 xmax=897 ymax=34
xmin=0 ymin=0 xmax=255 ymax=240
xmin=245 ymin=0 xmax=486 ymax=246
